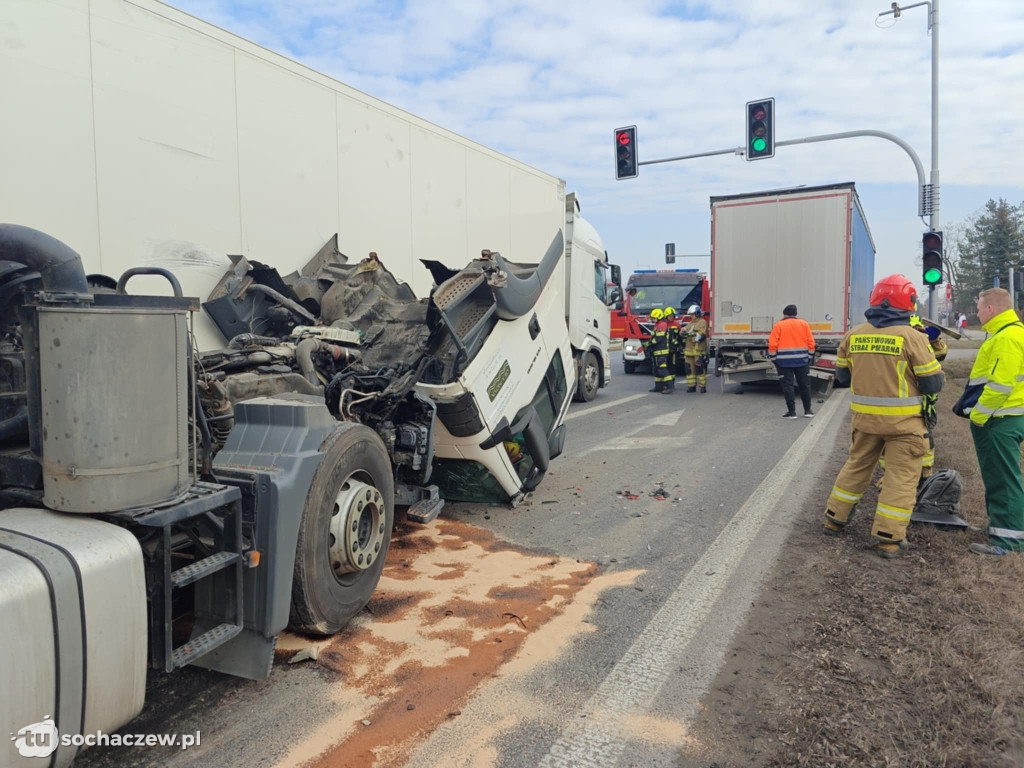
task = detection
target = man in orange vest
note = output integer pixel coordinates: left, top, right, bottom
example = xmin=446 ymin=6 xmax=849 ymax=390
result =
xmin=768 ymin=304 xmax=816 ymax=419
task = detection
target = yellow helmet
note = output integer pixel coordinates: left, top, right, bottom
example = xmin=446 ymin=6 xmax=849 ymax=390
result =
xmin=650 ymin=308 xmax=664 ymax=320
xmin=663 ymin=306 xmax=676 ymax=317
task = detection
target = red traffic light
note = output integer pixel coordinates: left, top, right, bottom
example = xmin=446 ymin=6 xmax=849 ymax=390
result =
xmin=751 ymin=105 xmax=767 ymax=121
xmin=614 ymin=125 xmax=638 ymax=180
xmin=923 ymin=232 xmax=942 ymax=250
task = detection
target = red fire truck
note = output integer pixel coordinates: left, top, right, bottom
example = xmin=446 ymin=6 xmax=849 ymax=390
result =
xmin=611 ymin=269 xmax=709 ymax=373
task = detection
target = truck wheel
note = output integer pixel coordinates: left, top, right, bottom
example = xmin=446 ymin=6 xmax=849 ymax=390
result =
xmin=289 ymin=423 xmax=395 ymax=635
xmin=574 ymin=351 xmax=600 ymax=402
xmin=623 ymin=360 xmax=636 ymax=375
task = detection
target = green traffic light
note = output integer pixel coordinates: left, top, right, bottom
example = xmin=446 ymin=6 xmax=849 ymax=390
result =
xmin=752 ymin=137 xmax=767 ymax=152
xmin=924 ymin=268 xmax=942 ymax=285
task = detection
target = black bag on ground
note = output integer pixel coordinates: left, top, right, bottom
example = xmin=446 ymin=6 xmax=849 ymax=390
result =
xmin=914 ymin=469 xmax=963 ymax=517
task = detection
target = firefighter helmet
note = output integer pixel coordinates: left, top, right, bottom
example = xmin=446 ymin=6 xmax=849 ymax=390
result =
xmin=650 ymin=308 xmax=664 ymax=320
xmin=663 ymin=306 xmax=676 ymax=317
xmin=687 ymin=304 xmax=702 ymax=316
xmin=869 ymin=274 xmax=918 ymax=311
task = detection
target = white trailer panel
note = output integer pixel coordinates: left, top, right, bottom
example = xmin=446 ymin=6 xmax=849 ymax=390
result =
xmin=0 ymin=0 xmax=570 ymax=348
xmin=711 ymin=188 xmax=854 ymax=342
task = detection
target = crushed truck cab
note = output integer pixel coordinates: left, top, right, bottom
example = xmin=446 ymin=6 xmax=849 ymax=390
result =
xmin=0 ymin=225 xmax=576 ymax=763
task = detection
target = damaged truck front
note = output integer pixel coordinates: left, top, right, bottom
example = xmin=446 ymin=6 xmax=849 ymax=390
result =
xmin=201 ymin=229 xmax=574 ymax=511
xmin=0 ymin=224 xmax=573 ymax=764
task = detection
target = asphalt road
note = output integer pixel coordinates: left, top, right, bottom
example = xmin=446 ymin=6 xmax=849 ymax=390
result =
xmin=75 ymin=353 xmax=848 ymax=768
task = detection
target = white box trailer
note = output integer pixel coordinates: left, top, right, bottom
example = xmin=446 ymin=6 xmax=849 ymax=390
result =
xmin=0 ymin=0 xmax=613 ymax=399
xmin=710 ymin=182 xmax=876 ymax=387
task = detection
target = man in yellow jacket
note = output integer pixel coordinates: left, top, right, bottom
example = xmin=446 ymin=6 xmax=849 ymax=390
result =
xmin=824 ymin=275 xmax=944 ymax=558
xmin=963 ymin=288 xmax=1024 ymax=556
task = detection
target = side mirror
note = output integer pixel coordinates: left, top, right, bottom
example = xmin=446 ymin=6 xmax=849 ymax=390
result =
xmin=613 ymin=301 xmax=623 ymax=311
xmin=610 ymin=263 xmax=621 ymax=286
xmin=609 ymin=287 xmax=622 ymax=304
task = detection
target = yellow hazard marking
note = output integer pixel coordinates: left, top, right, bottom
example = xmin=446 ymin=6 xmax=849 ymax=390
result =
xmin=849 ymin=334 xmax=905 ymax=356
xmin=808 ymin=322 xmax=833 ymax=330
xmin=723 ymin=323 xmax=750 ymax=331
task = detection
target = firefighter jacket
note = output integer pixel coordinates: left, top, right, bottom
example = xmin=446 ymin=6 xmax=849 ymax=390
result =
xmin=768 ymin=316 xmax=816 ymax=368
xmin=836 ymin=310 xmax=944 ymax=435
xmin=966 ymin=308 xmax=1024 ymax=427
xmin=683 ymin=317 xmax=708 ymax=356
xmin=666 ymin=318 xmax=682 ymax=355
xmin=651 ymin=319 xmax=671 ymax=359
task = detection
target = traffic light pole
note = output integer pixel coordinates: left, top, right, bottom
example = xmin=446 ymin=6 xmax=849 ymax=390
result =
xmin=878 ymin=0 xmax=940 ymax=319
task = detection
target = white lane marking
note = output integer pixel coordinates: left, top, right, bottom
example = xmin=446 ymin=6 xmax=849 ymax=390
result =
xmin=577 ymin=408 xmax=686 ymax=456
xmin=539 ymin=390 xmax=848 ymax=768
xmin=564 ymin=393 xmax=649 ymax=421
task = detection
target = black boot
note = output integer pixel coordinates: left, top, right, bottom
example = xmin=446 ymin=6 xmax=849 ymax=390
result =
xmin=699 ymin=386 xmax=707 ymax=393
xmin=649 ymin=384 xmax=662 ymax=392
xmin=686 ymin=386 xmax=696 ymax=393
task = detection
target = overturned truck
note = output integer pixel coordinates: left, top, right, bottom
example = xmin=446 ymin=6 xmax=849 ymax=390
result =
xmin=0 ymin=224 xmax=574 ymax=764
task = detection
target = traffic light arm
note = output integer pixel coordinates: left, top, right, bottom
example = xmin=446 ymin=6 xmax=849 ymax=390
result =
xmin=636 ymin=129 xmax=929 ymax=216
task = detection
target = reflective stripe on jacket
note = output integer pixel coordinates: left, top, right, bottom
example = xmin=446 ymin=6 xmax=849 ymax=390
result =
xmin=968 ymin=309 xmax=1024 ymax=427
xmin=768 ymin=316 xmax=816 ymax=367
xmin=836 ymin=321 xmax=944 ymax=435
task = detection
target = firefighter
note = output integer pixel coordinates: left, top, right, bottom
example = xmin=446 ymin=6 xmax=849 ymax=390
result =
xmin=682 ymin=305 xmax=709 ymax=393
xmin=824 ymin=274 xmax=944 ymax=559
xmin=663 ymin=306 xmax=682 ymax=387
xmin=877 ymin=314 xmax=947 ymax=483
xmin=648 ymin=308 xmax=673 ymax=393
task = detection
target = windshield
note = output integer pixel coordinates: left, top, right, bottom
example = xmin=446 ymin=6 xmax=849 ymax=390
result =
xmin=629 ymin=285 xmax=698 ymax=314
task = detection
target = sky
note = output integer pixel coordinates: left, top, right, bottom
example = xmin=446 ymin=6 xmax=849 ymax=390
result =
xmin=167 ymin=0 xmax=1024 ymax=297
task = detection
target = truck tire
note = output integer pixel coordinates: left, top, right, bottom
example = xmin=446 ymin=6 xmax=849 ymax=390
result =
xmin=574 ymin=351 xmax=600 ymax=402
xmin=289 ymin=423 xmax=395 ymax=635
xmin=623 ymin=360 xmax=636 ymax=375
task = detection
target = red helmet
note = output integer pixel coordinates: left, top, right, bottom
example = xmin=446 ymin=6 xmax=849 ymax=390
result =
xmin=869 ymin=274 xmax=918 ymax=311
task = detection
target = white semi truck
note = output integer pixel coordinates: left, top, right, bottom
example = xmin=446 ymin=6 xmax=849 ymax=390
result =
xmin=0 ymin=0 xmax=616 ymax=401
xmin=0 ymin=0 xmax=619 ymax=762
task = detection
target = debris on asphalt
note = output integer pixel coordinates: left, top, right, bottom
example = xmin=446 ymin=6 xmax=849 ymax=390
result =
xmin=288 ymin=646 xmax=321 ymax=664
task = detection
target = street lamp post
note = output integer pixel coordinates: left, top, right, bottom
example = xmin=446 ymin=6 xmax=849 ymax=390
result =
xmin=878 ymin=0 xmax=940 ymax=319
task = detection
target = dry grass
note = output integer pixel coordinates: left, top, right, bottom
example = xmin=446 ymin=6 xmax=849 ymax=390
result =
xmin=681 ymin=356 xmax=1024 ymax=768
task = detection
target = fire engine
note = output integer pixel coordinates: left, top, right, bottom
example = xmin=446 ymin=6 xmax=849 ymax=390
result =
xmin=611 ymin=269 xmax=709 ymax=373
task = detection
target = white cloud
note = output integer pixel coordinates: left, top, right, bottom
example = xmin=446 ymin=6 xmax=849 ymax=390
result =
xmin=168 ymin=0 xmax=1024 ymax=283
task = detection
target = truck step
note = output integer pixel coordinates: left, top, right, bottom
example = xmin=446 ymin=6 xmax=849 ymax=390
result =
xmin=171 ymin=551 xmax=241 ymax=588
xmin=406 ymin=498 xmax=445 ymax=524
xmin=172 ymin=623 xmax=243 ymax=669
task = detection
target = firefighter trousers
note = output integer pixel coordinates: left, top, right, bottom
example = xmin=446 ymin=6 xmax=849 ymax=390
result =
xmin=826 ymin=429 xmax=928 ymax=543
xmin=684 ymin=353 xmax=706 ymax=388
xmin=652 ymin=349 xmax=674 ymax=390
